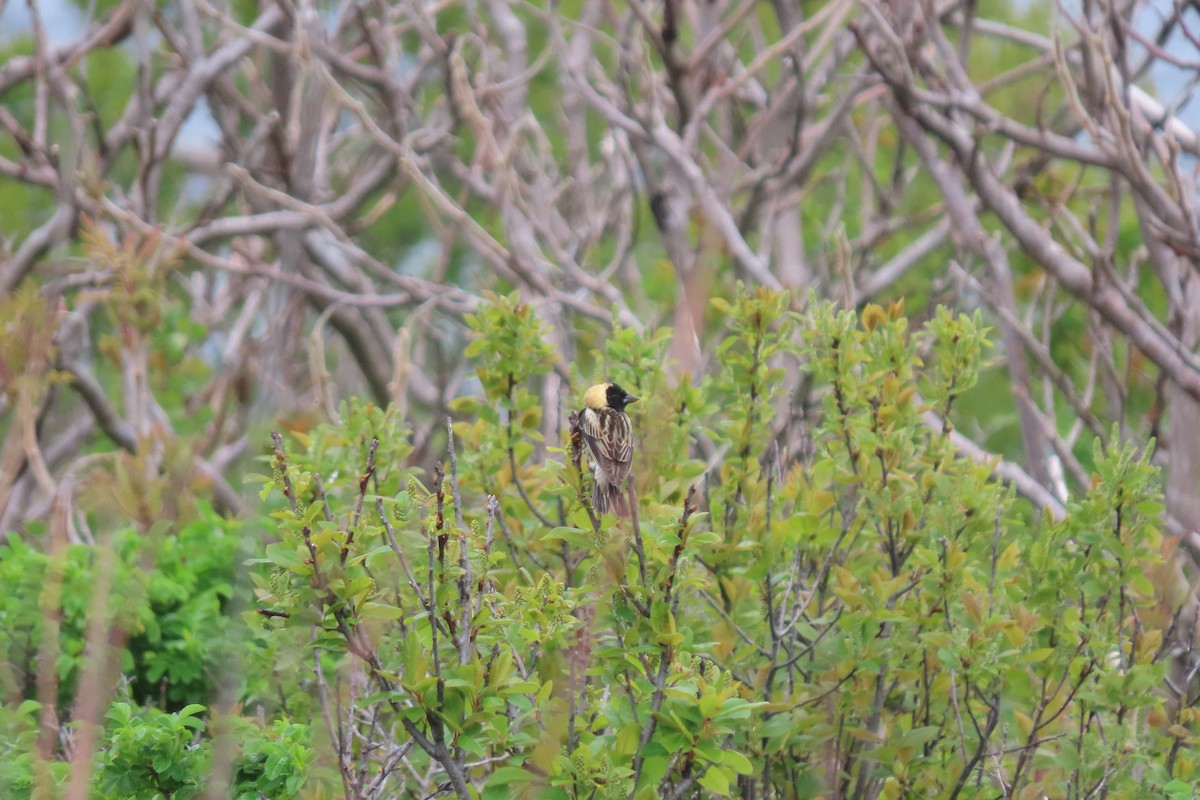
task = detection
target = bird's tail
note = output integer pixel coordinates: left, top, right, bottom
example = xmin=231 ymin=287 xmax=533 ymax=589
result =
xmin=594 ymin=481 xmax=631 ymax=518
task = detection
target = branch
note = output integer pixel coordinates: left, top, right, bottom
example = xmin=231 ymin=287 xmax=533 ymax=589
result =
xmin=60 ymin=359 xmax=137 ymax=453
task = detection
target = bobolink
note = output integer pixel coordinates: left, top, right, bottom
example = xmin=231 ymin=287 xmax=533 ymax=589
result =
xmin=579 ymin=382 xmax=638 ymax=518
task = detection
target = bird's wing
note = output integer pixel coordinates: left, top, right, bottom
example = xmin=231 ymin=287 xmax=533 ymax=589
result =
xmin=579 ymin=408 xmax=633 ymax=485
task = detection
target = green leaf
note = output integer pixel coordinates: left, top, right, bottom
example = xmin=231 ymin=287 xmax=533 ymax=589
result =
xmin=1026 ymin=648 xmax=1054 ymax=664
xmin=543 ymin=527 xmax=591 ymax=548
xmin=265 ymin=542 xmax=306 ymax=570
xmin=640 ymin=756 xmax=669 ymax=787
xmin=893 ymin=726 xmax=941 ymax=748
xmin=698 ymin=766 xmax=731 ymax=796
xmin=720 ymin=749 xmax=754 ymax=775
xmin=361 ymin=603 xmax=404 ymax=620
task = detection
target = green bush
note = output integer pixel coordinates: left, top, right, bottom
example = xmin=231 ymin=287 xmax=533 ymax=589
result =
xmin=243 ymin=290 xmax=1188 ymax=799
xmin=96 ymin=702 xmax=210 ymax=799
xmin=0 ymin=290 xmax=1187 ymax=798
xmin=0 ymin=699 xmax=320 ymax=799
xmin=0 ymin=505 xmax=239 ymax=711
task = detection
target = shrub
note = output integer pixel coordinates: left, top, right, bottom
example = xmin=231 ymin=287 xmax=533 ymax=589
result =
xmin=0 ymin=505 xmax=240 ymax=711
xmin=0 ymin=700 xmax=321 ymax=799
xmin=247 ymin=291 xmax=1187 ymax=799
xmin=0 ymin=291 xmax=1184 ymax=798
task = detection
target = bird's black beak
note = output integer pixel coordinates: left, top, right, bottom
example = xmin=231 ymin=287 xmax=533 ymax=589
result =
xmin=625 ymin=395 xmax=639 ymax=405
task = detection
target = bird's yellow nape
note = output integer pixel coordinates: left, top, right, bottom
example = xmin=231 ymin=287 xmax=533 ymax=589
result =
xmin=585 ymin=383 xmax=610 ymax=410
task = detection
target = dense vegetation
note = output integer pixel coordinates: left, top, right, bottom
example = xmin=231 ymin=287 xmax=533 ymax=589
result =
xmin=1 ymin=290 xmax=1192 ymax=798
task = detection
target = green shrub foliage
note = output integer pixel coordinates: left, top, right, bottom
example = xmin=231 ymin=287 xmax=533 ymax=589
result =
xmin=1 ymin=291 xmax=1187 ymax=798
xmin=245 ymin=291 xmax=1186 ymax=799
xmin=0 ymin=699 xmax=320 ymax=799
xmin=0 ymin=511 xmax=241 ymax=711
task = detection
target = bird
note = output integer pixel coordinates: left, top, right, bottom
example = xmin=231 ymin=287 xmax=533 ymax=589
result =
xmin=578 ymin=382 xmax=638 ymax=518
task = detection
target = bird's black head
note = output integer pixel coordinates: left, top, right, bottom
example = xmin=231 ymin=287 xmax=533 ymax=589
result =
xmin=607 ymin=383 xmax=638 ymax=412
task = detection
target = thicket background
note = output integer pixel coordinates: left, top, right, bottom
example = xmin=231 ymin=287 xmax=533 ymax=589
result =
xmin=2 ymin=0 xmax=1200 ymax=797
